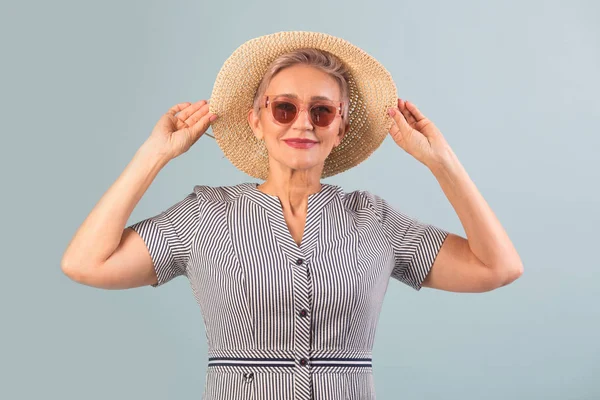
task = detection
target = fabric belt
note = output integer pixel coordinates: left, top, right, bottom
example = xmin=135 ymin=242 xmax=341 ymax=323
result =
xmin=207 ymin=356 xmax=372 ymax=368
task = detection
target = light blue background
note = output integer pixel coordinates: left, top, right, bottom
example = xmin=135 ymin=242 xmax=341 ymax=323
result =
xmin=1 ymin=0 xmax=598 ymax=399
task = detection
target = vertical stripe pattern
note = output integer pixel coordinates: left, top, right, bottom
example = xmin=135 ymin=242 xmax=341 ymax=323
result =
xmin=128 ymin=182 xmax=449 ymax=399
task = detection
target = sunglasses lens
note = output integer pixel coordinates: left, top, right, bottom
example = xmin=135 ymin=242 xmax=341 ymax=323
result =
xmin=272 ymin=101 xmax=297 ymax=124
xmin=270 ymin=99 xmax=338 ymax=127
xmin=310 ymin=104 xmax=336 ymax=127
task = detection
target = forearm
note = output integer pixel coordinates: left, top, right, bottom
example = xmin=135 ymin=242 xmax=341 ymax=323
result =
xmin=61 ymin=139 xmax=170 ymax=270
xmin=428 ymin=147 xmax=523 ymax=275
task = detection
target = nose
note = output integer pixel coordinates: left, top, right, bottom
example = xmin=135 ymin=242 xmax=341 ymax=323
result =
xmin=292 ymin=108 xmax=314 ymax=130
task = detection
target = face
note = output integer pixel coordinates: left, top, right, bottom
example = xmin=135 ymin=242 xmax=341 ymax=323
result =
xmin=248 ymin=64 xmax=349 ymax=178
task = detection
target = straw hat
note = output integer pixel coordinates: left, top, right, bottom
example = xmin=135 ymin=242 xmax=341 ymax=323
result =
xmin=208 ymin=31 xmax=397 ymax=180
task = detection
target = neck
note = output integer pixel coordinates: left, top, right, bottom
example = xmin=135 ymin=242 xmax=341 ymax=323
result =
xmin=257 ymin=170 xmax=323 ymax=214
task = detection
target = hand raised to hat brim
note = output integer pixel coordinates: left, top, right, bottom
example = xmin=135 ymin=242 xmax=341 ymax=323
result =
xmin=146 ymin=99 xmax=218 ymax=161
xmin=387 ymin=98 xmax=452 ymax=170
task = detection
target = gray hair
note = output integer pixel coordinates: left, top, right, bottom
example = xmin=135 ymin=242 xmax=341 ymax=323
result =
xmin=251 ymin=48 xmax=350 ymax=125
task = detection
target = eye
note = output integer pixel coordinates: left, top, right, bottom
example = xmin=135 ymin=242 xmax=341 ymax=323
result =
xmin=275 ymin=102 xmax=295 ymax=111
xmin=313 ymin=105 xmax=333 ymax=114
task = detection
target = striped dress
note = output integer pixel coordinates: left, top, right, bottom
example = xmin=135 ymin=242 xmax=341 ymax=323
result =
xmin=128 ymin=182 xmax=449 ymax=399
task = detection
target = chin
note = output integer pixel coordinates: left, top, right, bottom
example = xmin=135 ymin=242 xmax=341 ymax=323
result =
xmin=280 ymin=158 xmax=323 ymax=172
xmin=285 ymin=162 xmax=319 ymax=171
xmin=270 ymin=147 xmax=329 ymax=172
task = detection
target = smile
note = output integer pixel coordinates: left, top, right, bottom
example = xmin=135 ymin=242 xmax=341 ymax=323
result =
xmin=283 ymin=139 xmax=318 ymax=149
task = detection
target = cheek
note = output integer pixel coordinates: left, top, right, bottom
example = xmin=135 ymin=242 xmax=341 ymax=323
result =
xmin=261 ymin=125 xmax=285 ymax=141
xmin=324 ymin=131 xmax=341 ymax=148
xmin=262 ymin=130 xmax=287 ymax=153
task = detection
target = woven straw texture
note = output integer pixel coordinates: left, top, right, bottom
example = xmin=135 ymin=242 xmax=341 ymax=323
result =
xmin=209 ymin=31 xmax=397 ymax=180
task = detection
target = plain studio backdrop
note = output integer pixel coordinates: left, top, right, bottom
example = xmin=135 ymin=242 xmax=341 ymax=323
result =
xmin=1 ymin=1 xmax=598 ymax=399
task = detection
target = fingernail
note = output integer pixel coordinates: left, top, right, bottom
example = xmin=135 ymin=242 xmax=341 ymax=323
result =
xmin=388 ymin=108 xmax=395 ymax=116
xmin=209 ymin=114 xmax=218 ymax=122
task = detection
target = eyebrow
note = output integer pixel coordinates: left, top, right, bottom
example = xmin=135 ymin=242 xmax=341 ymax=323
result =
xmin=274 ymin=93 xmax=333 ymax=101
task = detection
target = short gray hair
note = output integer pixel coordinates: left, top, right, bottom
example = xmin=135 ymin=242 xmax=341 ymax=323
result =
xmin=252 ymin=48 xmax=350 ymax=124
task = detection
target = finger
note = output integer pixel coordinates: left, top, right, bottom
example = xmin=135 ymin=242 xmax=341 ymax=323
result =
xmin=177 ymin=100 xmax=208 ymax=122
xmin=405 ymin=100 xmax=426 ymax=122
xmin=188 ymin=110 xmax=218 ymax=140
xmin=388 ymin=115 xmax=414 ymax=151
xmin=185 ymin=102 xmax=210 ymax=126
xmin=388 ymin=120 xmax=404 ymax=140
xmin=168 ymin=102 xmax=192 ymax=116
xmin=398 ymin=98 xmax=416 ymax=126
xmin=388 ymin=107 xmax=412 ymax=134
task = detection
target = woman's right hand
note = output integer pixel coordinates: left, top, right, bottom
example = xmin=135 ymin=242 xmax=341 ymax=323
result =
xmin=146 ymin=100 xmax=218 ymax=161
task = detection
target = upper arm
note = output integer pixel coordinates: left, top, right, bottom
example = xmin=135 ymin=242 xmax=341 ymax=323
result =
xmin=67 ymin=189 xmax=201 ymax=290
xmin=368 ymin=192 xmax=449 ymax=291
xmin=368 ymin=193 xmax=513 ymax=293
xmin=421 ymin=233 xmax=510 ymax=293
xmin=126 ymin=190 xmax=201 ymax=288
xmin=68 ymin=227 xmax=159 ymax=290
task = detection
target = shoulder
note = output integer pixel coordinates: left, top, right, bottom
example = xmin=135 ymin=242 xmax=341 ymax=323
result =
xmin=339 ymin=187 xmax=386 ymax=219
xmin=191 ymin=182 xmax=257 ymax=203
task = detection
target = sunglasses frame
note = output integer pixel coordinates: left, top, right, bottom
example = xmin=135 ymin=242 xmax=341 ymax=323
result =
xmin=260 ymin=94 xmax=344 ymax=128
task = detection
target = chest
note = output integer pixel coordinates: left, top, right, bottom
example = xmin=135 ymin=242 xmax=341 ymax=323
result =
xmin=281 ymin=210 xmax=306 ymax=247
xmin=192 ymin=204 xmax=395 ymax=348
xmin=191 ymin=199 xmax=396 ymax=342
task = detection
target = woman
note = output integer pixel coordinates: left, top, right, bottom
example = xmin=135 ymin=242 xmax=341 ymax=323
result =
xmin=61 ymin=31 xmax=523 ymax=399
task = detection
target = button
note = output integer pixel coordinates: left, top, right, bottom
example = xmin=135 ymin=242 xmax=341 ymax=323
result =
xmin=299 ymin=309 xmax=308 ymax=317
xmin=299 ymin=358 xmax=308 ymax=366
xmin=242 ymin=372 xmax=254 ymax=383
xmin=296 ymin=258 xmax=304 ymax=265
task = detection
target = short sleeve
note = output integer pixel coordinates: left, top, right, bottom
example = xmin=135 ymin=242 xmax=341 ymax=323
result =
xmin=127 ymin=189 xmax=201 ymax=288
xmin=369 ymin=193 xmax=450 ymax=291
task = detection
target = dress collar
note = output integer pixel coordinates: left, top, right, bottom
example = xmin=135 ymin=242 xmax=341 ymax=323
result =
xmin=245 ymin=182 xmax=343 ymax=215
xmin=243 ymin=182 xmax=344 ymax=256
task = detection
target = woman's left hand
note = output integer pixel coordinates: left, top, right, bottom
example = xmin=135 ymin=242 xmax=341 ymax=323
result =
xmin=388 ymin=98 xmax=451 ymax=169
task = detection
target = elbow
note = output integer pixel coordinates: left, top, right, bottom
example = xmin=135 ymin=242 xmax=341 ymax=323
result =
xmin=61 ymin=259 xmax=89 ymax=284
xmin=61 ymin=260 xmax=80 ymax=282
xmin=497 ymin=262 xmax=524 ymax=288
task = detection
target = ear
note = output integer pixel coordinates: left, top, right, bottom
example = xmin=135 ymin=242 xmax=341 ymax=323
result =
xmin=247 ymin=108 xmax=263 ymax=140
xmin=335 ymin=121 xmax=350 ymax=147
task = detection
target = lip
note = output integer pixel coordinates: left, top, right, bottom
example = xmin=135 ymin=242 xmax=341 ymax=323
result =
xmin=283 ymin=139 xmax=318 ymax=149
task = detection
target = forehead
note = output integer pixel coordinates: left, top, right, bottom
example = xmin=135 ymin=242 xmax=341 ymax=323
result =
xmin=266 ymin=65 xmax=340 ymax=101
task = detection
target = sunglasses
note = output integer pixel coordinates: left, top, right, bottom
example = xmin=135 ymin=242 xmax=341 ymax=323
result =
xmin=260 ymin=94 xmax=344 ymax=127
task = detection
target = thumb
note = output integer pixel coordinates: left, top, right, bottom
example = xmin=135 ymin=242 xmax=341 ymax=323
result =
xmin=389 ymin=107 xmax=412 ymax=134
